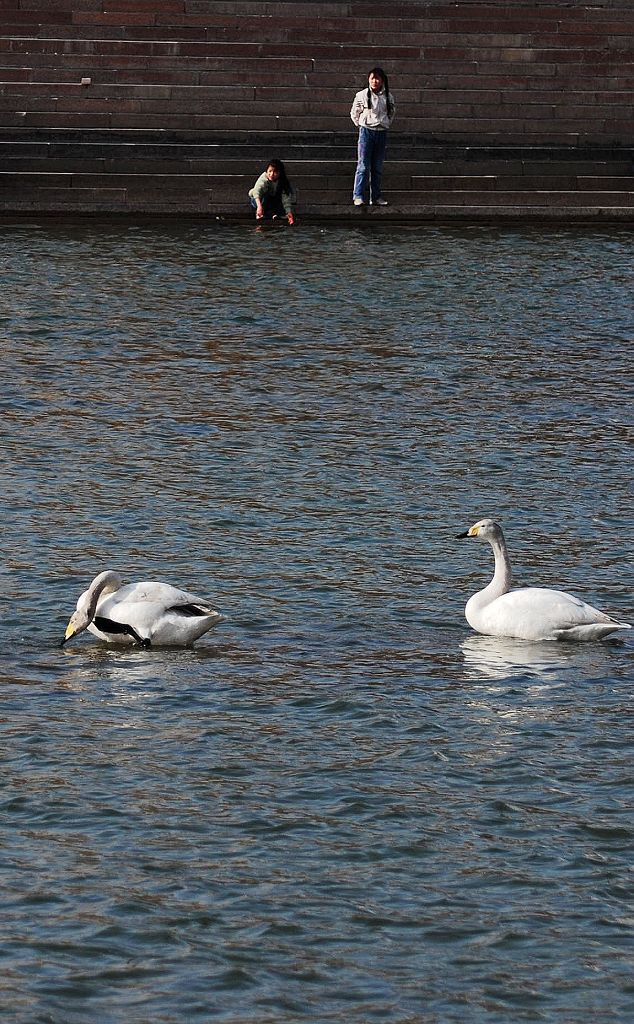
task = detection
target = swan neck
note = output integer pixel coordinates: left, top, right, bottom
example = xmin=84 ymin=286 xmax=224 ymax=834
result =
xmin=490 ymin=533 xmax=513 ymax=595
xmin=87 ymin=571 xmax=121 ymax=617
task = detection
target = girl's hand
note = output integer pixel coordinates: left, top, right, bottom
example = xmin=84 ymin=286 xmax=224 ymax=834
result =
xmin=287 ymin=213 xmax=295 ymax=226
xmin=256 ymin=203 xmax=264 ymax=219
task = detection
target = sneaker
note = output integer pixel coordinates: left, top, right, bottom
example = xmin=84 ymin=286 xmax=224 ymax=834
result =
xmin=373 ymin=197 xmax=389 ymax=206
xmin=353 ymin=197 xmax=364 ymax=206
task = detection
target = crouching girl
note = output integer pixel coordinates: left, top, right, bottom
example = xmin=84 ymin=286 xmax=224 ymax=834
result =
xmin=248 ymin=159 xmax=296 ymax=224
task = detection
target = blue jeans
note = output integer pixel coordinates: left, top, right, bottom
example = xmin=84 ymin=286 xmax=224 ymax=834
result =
xmin=353 ymin=127 xmax=388 ymax=202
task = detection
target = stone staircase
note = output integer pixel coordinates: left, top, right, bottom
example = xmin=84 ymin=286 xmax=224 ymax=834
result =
xmin=0 ymin=1 xmax=633 ymax=221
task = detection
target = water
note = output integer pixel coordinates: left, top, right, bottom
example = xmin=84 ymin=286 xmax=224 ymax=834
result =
xmin=0 ymin=220 xmax=632 ymax=1023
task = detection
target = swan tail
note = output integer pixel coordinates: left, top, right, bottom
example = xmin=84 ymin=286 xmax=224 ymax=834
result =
xmin=553 ymin=621 xmax=631 ymax=642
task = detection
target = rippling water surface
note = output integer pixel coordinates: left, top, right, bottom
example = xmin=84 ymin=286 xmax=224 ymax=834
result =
xmin=1 ymin=220 xmax=632 ymax=1023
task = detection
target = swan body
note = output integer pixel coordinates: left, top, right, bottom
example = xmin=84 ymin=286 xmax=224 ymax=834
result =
xmin=457 ymin=519 xmax=631 ymax=642
xmin=62 ymin=570 xmax=224 ymax=648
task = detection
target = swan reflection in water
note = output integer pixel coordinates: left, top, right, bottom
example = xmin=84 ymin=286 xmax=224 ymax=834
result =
xmin=459 ymin=633 xmax=618 ymax=684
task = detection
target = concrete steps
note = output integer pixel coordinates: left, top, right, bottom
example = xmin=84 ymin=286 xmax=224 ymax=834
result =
xmin=0 ymin=129 xmax=633 ymax=220
xmin=1 ymin=2 xmax=634 ymax=219
xmin=1 ymin=2 xmax=634 ymax=143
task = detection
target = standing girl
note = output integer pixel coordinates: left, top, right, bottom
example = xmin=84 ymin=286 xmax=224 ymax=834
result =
xmin=248 ymin=158 xmax=296 ymax=224
xmin=350 ymin=67 xmax=396 ymax=206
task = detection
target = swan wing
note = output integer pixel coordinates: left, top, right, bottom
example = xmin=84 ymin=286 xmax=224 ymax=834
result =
xmin=95 ymin=581 xmax=223 ymax=645
xmin=476 ymin=587 xmax=629 ymax=641
xmin=102 ymin=580 xmax=212 ymax=607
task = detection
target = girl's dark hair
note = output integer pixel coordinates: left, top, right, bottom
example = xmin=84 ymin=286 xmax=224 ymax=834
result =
xmin=366 ymin=66 xmax=394 ymax=118
xmin=266 ymin=158 xmax=291 ymax=196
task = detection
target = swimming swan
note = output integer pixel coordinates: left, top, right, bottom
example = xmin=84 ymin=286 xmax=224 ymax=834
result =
xmin=61 ymin=570 xmax=224 ymax=648
xmin=457 ymin=519 xmax=631 ymax=642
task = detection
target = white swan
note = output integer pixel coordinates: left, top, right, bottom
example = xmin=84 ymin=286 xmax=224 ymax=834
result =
xmin=457 ymin=518 xmax=631 ymax=642
xmin=61 ymin=570 xmax=224 ymax=648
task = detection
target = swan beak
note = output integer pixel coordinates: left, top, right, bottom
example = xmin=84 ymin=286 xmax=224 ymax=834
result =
xmin=60 ymin=618 xmax=78 ymax=647
xmin=457 ymin=525 xmax=479 ymax=539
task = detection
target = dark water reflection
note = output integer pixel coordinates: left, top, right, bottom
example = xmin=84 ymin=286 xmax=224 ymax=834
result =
xmin=0 ymin=221 xmax=632 ymax=1022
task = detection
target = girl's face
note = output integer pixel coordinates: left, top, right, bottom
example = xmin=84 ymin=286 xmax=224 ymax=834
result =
xmin=368 ymin=73 xmax=384 ymax=93
xmin=266 ymin=165 xmax=280 ymax=181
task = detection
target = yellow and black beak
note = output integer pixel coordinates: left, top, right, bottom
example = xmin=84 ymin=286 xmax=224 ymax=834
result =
xmin=457 ymin=524 xmax=479 ymax=539
xmin=60 ymin=620 xmax=76 ymax=647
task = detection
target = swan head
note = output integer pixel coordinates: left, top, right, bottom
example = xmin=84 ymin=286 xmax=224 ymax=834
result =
xmin=457 ymin=518 xmax=504 ymax=542
xmin=61 ymin=570 xmax=123 ymax=646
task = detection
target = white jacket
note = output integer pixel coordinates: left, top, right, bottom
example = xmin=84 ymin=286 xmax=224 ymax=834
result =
xmin=350 ymin=87 xmax=395 ymax=130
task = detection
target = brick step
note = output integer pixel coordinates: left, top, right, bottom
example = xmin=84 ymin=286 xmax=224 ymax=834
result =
xmin=2 ymin=18 xmax=633 ymax=59
xmin=0 ymin=162 xmax=630 ymax=190
xmin=2 ymin=173 xmax=633 ymax=207
xmin=1 ymin=115 xmax=629 ymax=144
xmin=0 ymin=25 xmax=422 ymax=56
xmin=4 ymin=64 xmax=634 ymax=99
xmin=2 ymin=189 xmax=634 ymax=223
xmin=0 ymin=127 xmax=630 ymax=156
xmin=0 ymin=36 xmax=629 ymax=65
xmin=4 ymin=59 xmax=634 ymax=97
xmin=0 ymin=170 xmax=498 ymax=191
xmin=577 ymin=175 xmax=634 ymax=189
xmin=1 ymin=0 xmax=631 ymax=25
xmin=1 ymin=30 xmax=631 ymax=64
xmin=2 ymin=65 xmax=633 ymax=98
xmin=26 ymin=6 xmax=632 ymax=42
xmin=7 ymin=166 xmax=634 ymax=191
xmin=0 ymin=155 xmax=610 ymax=187
xmin=2 ymin=111 xmax=630 ymax=142
xmin=0 ymin=30 xmax=631 ymax=53
xmin=0 ymin=128 xmax=629 ymax=152
xmin=0 ymin=64 xmax=627 ymax=104
xmin=1 ymin=40 xmax=633 ymax=86
xmin=1 ymin=32 xmax=614 ymax=66
xmin=0 ymin=139 xmax=631 ymax=174
xmin=383 ymin=189 xmax=634 ymax=208
xmin=18 ymin=21 xmax=598 ymax=52
xmin=301 ymin=189 xmax=634 ymax=208
xmin=2 ymin=80 xmax=633 ymax=119
xmin=0 ymin=14 xmax=443 ymax=44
